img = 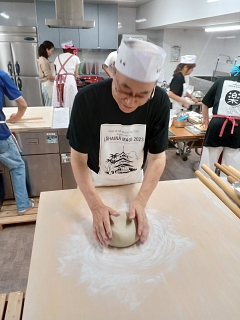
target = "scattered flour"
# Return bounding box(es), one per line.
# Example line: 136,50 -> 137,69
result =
58,205 -> 194,309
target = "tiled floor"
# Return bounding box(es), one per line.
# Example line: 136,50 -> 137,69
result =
0,148 -> 200,294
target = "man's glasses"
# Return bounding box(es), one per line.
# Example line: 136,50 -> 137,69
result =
114,77 -> 156,102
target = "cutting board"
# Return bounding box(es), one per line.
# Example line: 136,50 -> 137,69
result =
194,123 -> 207,132
3,106 -> 53,131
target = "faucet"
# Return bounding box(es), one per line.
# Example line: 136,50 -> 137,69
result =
234,56 -> 240,65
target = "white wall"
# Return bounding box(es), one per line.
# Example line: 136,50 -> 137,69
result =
136,0 -> 240,29
162,28 -> 240,83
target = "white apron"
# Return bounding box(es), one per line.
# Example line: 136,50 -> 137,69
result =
171,83 -> 188,113
43,80 -> 53,99
91,124 -> 146,187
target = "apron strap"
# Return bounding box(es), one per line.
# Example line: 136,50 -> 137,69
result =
55,54 -> 75,106
213,114 -> 240,137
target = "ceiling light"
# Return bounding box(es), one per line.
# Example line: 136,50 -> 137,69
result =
0,12 -> 9,19
216,36 -> 236,39
207,0 -> 219,3
136,19 -> 147,23
205,25 -> 240,32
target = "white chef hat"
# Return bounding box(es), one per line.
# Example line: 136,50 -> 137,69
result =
180,55 -> 197,64
115,38 -> 166,83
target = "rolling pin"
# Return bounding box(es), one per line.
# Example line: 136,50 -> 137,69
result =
227,166 -> 240,180
214,163 -> 239,181
201,164 -> 240,207
195,170 -> 240,218
227,176 -> 238,184
6,117 -> 43,123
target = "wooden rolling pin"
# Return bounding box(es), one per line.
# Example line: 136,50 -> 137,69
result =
6,117 -> 43,123
227,166 -> 240,180
214,163 -> 239,181
195,170 -> 240,218
227,176 -> 238,184
201,164 -> 240,207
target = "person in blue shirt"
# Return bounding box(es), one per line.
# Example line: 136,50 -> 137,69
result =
0,70 -> 34,213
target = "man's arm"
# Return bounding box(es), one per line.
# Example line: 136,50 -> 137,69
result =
8,96 -> 27,121
70,148 -> 119,245
129,151 -> 166,242
103,64 -> 112,78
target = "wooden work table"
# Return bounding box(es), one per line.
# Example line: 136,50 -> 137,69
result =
3,106 -> 54,132
168,124 -> 205,160
22,179 -> 240,319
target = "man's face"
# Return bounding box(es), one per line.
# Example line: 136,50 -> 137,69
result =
112,71 -> 156,113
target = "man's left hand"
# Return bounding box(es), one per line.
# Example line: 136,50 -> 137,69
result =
129,200 -> 149,242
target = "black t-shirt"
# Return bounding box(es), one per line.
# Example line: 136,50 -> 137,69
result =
67,79 -> 171,174
202,76 -> 240,148
169,72 -> 185,97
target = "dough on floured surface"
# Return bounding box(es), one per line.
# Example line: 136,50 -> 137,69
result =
109,212 -> 139,248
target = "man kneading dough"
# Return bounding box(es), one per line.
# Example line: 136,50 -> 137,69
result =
109,212 -> 139,248
67,39 -> 170,246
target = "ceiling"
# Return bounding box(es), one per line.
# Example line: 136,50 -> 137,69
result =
1,0 -> 239,28
0,0 -> 152,8
163,12 -> 240,30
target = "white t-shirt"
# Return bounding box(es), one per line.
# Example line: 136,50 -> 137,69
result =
104,51 -> 117,67
54,53 -> 80,74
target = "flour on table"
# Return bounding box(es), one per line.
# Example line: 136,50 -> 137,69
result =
58,205 -> 194,310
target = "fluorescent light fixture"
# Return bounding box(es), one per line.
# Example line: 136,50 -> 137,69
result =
216,36 -> 236,39
136,19 -> 147,23
205,25 -> 240,32
0,12 -> 9,19
207,0 -> 219,3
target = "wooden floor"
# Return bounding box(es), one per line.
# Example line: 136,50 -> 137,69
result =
0,149 -> 200,294
0,198 -> 39,230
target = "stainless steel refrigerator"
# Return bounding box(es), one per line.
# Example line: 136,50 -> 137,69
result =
0,26 -> 43,107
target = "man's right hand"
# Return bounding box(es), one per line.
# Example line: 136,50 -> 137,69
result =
91,203 -> 119,246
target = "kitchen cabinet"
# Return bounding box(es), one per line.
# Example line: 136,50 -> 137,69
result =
79,4 -> 99,49
36,1 -> 60,47
98,4 -> 118,49
59,29 -> 80,49
36,1 -> 118,49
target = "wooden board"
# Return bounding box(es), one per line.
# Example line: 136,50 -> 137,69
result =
22,180 -> 240,319
194,123 -> 207,132
3,107 -> 53,132
0,198 -> 39,230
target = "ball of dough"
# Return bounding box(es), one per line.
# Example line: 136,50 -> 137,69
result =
109,212 -> 139,248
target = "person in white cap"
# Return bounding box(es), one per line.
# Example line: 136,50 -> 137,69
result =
168,55 -> 198,113
103,50 -> 118,78
198,64 -> 240,176
67,38 -> 170,246
52,44 -> 80,112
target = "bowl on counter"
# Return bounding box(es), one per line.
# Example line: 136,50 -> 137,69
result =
192,90 -> 205,102
79,75 -> 104,84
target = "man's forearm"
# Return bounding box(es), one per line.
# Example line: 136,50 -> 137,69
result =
135,152 -> 166,205
71,158 -> 103,210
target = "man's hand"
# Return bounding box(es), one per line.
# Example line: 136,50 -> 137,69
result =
91,203 -> 119,246
129,200 -> 149,243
